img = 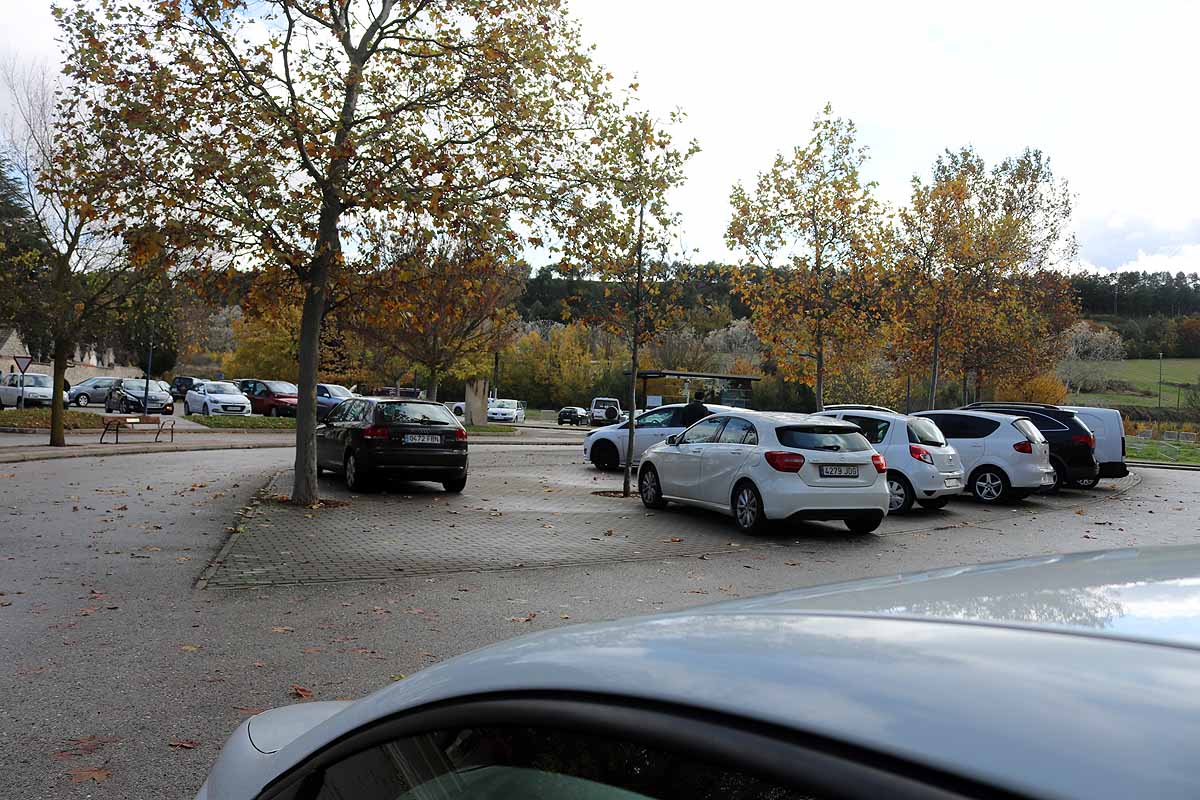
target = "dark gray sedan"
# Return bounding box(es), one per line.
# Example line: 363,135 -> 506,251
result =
197,545 -> 1200,799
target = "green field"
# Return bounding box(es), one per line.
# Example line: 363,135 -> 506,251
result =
1072,358 -> 1200,408
1126,437 -> 1200,465
187,415 -> 296,429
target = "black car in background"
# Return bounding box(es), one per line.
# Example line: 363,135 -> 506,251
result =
557,406 -> 588,425
169,375 -> 204,401
316,398 -> 468,493
105,378 -> 174,415
961,402 -> 1099,490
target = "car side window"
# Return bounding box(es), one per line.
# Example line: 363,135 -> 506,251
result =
636,407 -> 675,428
324,402 -> 345,423
301,724 -> 822,800
843,415 -> 890,445
718,417 -> 756,444
317,386 -> 328,397
1027,412 -> 1068,432
347,400 -> 369,423
922,413 -> 961,438
680,416 -> 725,445
963,416 -> 1000,438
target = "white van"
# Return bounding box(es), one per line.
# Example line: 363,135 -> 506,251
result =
1062,406 -> 1128,486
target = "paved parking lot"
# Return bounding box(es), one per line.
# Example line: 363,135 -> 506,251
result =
205,447 -> 1142,588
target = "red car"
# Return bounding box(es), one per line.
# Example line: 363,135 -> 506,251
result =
238,379 -> 299,417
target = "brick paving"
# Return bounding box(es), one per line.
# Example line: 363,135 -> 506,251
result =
201,446 -> 1141,588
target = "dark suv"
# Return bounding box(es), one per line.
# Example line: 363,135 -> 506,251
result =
170,376 -> 204,401
961,402 -> 1099,490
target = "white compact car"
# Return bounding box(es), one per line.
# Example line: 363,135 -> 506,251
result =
816,409 -> 964,513
184,381 -> 252,416
584,402 -> 735,469
638,410 -> 891,534
486,398 -> 526,423
912,410 -> 1056,503
0,372 -> 68,409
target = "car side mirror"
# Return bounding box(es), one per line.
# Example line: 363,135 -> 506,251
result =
665,435 -> 679,446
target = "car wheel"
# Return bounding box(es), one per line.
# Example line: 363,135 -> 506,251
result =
1072,476 -> 1100,490
917,497 -> 950,510
344,450 -> 374,493
442,477 -> 467,493
731,481 -> 765,534
886,471 -> 915,514
183,401 -> 191,415
846,512 -> 884,534
1049,458 -> 1068,493
268,406 -> 277,417
203,404 -> 210,416
75,393 -> 89,407
638,464 -> 668,509
970,467 -> 1009,504
591,440 -> 619,471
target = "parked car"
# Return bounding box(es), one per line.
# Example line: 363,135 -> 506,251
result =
196,544 -> 1200,800
68,376 -> 118,406
104,378 -> 174,415
822,403 -> 898,413
583,401 -> 735,470
184,381 -> 251,416
240,379 -> 299,417
169,375 -> 205,401
638,410 -> 889,534
962,402 -> 1100,490
589,396 -> 622,426
913,409 -> 1055,503
316,383 -> 354,421
557,406 -> 588,425
316,397 -> 468,493
486,398 -> 526,423
1062,405 -> 1128,486
817,408 -> 964,513
0,372 -> 67,409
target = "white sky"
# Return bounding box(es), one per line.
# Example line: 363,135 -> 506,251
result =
4,0 -> 1198,273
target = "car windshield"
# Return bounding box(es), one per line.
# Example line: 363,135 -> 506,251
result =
22,375 -> 51,388
205,382 -> 240,394
494,399 -> 518,409
156,381 -> 171,391
325,385 -> 351,398
122,380 -> 160,393
908,418 -> 947,446
265,381 -> 297,393
377,402 -> 456,426
776,425 -> 871,452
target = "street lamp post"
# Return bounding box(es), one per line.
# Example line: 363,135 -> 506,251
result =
1158,352 -> 1164,408
142,338 -> 153,415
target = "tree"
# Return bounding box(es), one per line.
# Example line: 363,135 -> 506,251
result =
558,105 -> 697,496
1057,321 -> 1126,395
59,0 -> 608,503
727,106 -> 883,410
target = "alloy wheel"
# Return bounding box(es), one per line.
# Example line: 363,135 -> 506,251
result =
735,486 -> 759,529
975,472 -> 1004,501
887,478 -> 908,512
639,468 -> 660,506
345,453 -> 358,488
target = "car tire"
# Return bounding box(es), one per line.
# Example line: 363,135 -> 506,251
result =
917,497 -> 950,510
203,404 -> 211,416
731,480 -> 765,534
846,512 -> 884,534
591,440 -> 619,471
969,466 -> 1009,504
268,406 -> 277,417
638,464 -> 668,509
184,401 -> 191,416
1072,476 -> 1100,490
344,450 -> 374,493
886,471 -> 915,514
443,477 -> 467,493
75,393 -> 89,407
1049,458 -> 1068,493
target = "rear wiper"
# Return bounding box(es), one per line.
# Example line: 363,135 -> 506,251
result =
814,445 -> 842,451
417,418 -> 450,425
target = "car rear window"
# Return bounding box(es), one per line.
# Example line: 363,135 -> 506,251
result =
775,425 -> 871,452
377,402 -> 457,425
907,418 -> 946,446
1012,418 -> 1047,443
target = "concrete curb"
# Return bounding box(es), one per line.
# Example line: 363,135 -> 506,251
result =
0,440 -> 295,464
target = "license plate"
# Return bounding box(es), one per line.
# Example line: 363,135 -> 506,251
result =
403,434 -> 441,445
819,465 -> 858,478
944,478 -> 961,488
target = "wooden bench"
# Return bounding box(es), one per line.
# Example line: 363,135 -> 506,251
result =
100,414 -> 176,444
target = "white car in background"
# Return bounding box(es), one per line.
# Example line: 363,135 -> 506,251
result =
184,381 -> 252,416
583,402 -> 734,470
637,410 -> 890,534
0,372 -> 68,409
912,409 -> 1056,503
817,409 -> 964,513
486,398 -> 526,423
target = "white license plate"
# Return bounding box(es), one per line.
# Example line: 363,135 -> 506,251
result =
819,465 -> 858,478
403,434 -> 441,445
944,478 -> 961,488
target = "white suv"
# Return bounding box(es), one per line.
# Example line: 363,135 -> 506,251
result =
817,409 -> 964,513
912,410 -> 1055,503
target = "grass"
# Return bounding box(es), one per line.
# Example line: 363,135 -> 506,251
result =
465,424 -> 517,434
0,408 -> 102,429
1126,437 -> 1200,465
186,415 -> 296,429
1073,358 -> 1200,408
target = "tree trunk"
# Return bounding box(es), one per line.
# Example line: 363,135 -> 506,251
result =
928,323 -> 942,408
961,368 -> 969,406
623,162 -> 647,498
291,277 -> 326,505
49,337 -> 69,447
813,327 -> 825,411
427,368 -> 440,402
464,377 -> 488,426
624,338 -> 638,496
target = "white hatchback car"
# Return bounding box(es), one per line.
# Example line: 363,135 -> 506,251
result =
816,409 -> 964,513
583,402 -> 734,469
912,410 -> 1056,503
486,398 -> 526,423
184,381 -> 252,416
637,410 -> 890,534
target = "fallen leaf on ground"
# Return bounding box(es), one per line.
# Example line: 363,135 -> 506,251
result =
179,645 -> 200,652
302,647 -> 323,654
69,766 -> 111,784
290,684 -> 313,700
253,661 -> 266,668
141,546 -> 161,552
509,612 -> 537,623
662,536 -> 684,543
168,738 -> 199,750
53,736 -> 119,759
271,626 -> 294,633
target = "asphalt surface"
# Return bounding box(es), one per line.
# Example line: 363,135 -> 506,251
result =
1,446 -> 1197,799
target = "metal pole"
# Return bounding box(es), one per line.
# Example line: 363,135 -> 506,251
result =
143,338 -> 153,415
1158,352 -> 1164,407
491,352 -> 499,399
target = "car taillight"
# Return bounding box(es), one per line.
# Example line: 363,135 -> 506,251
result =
455,427 -> 468,441
1013,440 -> 1033,454
764,451 -> 805,472
871,453 -> 887,473
362,425 -> 388,440
909,445 -> 934,465
1071,433 -> 1095,449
